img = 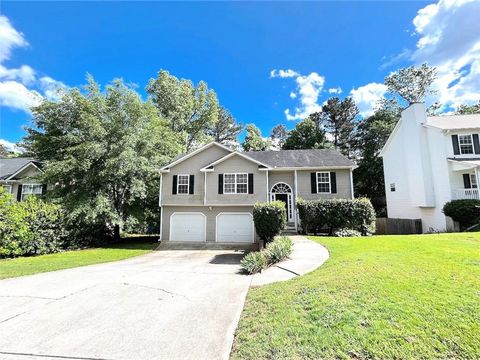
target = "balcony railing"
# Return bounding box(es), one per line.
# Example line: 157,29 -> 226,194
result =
453,188 -> 479,200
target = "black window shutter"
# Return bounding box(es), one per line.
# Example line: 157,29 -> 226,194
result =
189,175 -> 194,194
218,174 -> 223,194
248,173 -> 254,194
463,174 -> 472,189
473,134 -> 480,154
310,172 -> 317,194
452,135 -> 460,155
41,184 -> 47,195
330,172 -> 337,194
17,184 -> 23,201
172,175 -> 177,195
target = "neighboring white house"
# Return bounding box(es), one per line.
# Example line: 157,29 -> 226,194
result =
380,103 -> 480,233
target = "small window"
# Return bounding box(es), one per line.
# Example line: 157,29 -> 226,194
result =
177,175 -> 189,194
316,172 -> 331,193
390,183 -> 396,192
1,184 -> 12,194
224,173 -> 248,194
21,184 -> 43,201
459,135 -> 474,155
471,174 -> 478,189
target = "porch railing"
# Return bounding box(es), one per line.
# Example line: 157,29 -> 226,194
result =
453,188 -> 480,200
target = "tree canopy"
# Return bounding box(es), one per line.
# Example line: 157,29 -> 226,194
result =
282,118 -> 331,150
242,124 -> 271,151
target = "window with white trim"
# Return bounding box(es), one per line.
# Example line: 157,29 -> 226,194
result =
1,184 -> 12,194
224,173 -> 248,194
316,172 -> 331,193
177,175 -> 189,194
459,135 -> 474,155
21,184 -> 43,201
471,174 -> 478,189
390,183 -> 396,192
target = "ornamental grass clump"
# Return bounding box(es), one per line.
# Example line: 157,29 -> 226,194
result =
240,251 -> 267,274
264,236 -> 293,264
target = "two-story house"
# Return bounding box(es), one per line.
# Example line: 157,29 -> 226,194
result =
0,158 -> 46,201
159,142 -> 355,244
380,103 -> 480,232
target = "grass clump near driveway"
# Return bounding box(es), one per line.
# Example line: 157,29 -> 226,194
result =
0,239 -> 157,280
232,233 -> 480,359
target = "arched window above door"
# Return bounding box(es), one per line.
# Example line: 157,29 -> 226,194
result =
271,182 -> 292,194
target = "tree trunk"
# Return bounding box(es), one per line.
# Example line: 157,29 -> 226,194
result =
114,224 -> 121,241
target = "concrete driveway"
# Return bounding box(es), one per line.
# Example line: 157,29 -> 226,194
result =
0,248 -> 252,360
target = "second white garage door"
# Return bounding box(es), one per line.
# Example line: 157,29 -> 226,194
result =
170,213 -> 206,242
216,213 -> 254,243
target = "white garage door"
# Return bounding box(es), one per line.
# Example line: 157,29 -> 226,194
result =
170,213 -> 206,242
217,213 -> 254,243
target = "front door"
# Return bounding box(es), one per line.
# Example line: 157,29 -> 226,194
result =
275,193 -> 289,221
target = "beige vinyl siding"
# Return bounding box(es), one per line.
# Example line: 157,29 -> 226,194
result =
268,171 -> 295,192
161,145 -> 230,205
296,169 -> 353,200
206,154 -> 267,205
161,205 -> 256,242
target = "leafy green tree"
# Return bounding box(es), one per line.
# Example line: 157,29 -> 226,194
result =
353,104 -> 399,211
0,144 -> 11,157
456,100 -> 480,115
25,77 -> 182,240
282,118 -> 331,150
207,106 -> 242,145
385,63 -> 437,104
321,97 -> 359,157
270,124 -> 288,149
147,70 -> 219,151
242,124 -> 271,151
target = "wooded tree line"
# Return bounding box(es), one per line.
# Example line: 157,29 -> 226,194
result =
7,64 -> 479,239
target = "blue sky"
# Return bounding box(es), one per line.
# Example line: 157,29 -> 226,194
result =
1,1 -> 480,150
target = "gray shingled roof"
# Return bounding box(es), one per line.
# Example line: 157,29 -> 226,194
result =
0,158 -> 40,180
242,149 -> 355,168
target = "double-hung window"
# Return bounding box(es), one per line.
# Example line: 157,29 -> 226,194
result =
21,184 -> 43,201
224,173 -> 248,194
1,184 -> 12,194
316,172 -> 331,193
471,174 -> 478,189
177,175 -> 189,194
459,135 -> 474,155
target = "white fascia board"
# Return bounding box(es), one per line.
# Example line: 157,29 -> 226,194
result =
200,151 -> 271,171
5,162 -> 42,181
160,142 -> 233,171
268,165 -> 356,171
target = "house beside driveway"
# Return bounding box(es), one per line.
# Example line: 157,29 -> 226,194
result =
0,157 -> 46,201
380,103 -> 480,232
159,142 -> 355,244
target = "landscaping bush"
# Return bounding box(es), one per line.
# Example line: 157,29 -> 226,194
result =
333,229 -> 362,237
0,188 -> 70,258
443,199 -> 480,229
240,251 -> 267,274
253,201 -> 287,244
297,197 -> 376,236
265,236 -> 293,264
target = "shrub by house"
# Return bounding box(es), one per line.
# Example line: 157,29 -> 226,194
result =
297,197 -> 376,235
253,201 -> 287,244
443,199 -> 480,230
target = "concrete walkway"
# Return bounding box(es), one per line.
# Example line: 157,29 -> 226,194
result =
0,249 -> 251,360
251,235 -> 329,286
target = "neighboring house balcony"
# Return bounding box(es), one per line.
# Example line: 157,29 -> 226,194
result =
453,188 -> 479,200
449,158 -> 480,201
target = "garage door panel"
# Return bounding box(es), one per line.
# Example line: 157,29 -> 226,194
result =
170,213 -> 206,242
217,213 -> 254,243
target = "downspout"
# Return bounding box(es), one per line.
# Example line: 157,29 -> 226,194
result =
266,170 -> 269,201
204,172 -> 207,205
294,169 -> 298,232
350,168 -> 355,199
159,173 -> 163,242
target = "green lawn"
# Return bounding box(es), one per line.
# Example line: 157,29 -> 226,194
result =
232,233 -> 480,359
0,240 -> 157,280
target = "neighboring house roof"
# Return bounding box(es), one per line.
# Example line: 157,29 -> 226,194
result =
425,113 -> 480,130
0,158 -> 42,180
243,149 -> 355,169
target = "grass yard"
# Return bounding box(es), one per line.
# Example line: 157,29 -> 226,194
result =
231,233 -> 480,359
0,239 -> 157,280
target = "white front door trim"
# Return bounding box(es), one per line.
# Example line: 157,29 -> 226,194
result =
270,182 -> 293,222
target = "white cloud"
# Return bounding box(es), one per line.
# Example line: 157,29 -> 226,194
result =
410,0 -> 480,110
270,69 -> 300,78
289,91 -> 297,99
0,15 -> 65,113
0,16 -> 28,63
0,138 -> 24,153
328,87 -> 342,94
350,82 -> 387,117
